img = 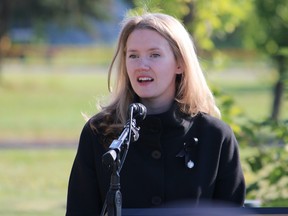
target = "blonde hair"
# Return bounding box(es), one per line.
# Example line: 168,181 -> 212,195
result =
91,13 -> 220,145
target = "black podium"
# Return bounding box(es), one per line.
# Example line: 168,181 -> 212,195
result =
122,207 -> 288,215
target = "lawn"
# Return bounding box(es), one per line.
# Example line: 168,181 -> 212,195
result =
206,58 -> 287,120
0,69 -> 108,142
0,149 -> 75,216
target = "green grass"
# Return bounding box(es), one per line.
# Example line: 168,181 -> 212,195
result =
207,62 -> 288,120
0,149 -> 75,216
0,71 -> 108,141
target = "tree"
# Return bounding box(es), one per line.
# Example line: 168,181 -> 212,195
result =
0,0 -> 11,80
243,0 -> 288,121
8,0 -> 112,29
0,0 -> 113,81
131,0 -> 252,52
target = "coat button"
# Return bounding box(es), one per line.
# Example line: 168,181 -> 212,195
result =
151,196 -> 162,206
151,150 -> 161,159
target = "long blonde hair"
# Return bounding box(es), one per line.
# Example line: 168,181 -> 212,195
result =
91,12 -> 220,146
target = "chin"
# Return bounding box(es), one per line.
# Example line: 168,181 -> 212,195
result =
135,93 -> 153,99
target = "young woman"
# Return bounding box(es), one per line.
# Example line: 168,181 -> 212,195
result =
66,12 -> 246,215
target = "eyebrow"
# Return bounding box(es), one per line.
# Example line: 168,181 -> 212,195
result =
126,47 -> 162,52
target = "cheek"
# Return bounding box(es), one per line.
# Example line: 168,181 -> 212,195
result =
126,68 -> 133,81
126,70 -> 136,88
125,61 -> 132,77
126,61 -> 133,76
158,64 -> 178,79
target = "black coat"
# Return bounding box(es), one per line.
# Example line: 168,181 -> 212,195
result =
66,106 -> 246,215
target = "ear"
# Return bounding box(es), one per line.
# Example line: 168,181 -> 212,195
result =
176,65 -> 183,75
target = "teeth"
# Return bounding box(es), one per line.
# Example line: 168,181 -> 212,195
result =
138,77 -> 153,82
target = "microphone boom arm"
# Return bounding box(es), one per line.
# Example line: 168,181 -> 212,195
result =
102,119 -> 140,168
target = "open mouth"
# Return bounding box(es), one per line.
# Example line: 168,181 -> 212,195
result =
137,77 -> 154,83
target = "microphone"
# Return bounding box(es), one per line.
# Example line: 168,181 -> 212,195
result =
129,103 -> 147,121
102,103 -> 146,167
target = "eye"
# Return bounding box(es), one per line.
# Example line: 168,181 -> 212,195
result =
128,54 -> 138,59
150,53 -> 160,58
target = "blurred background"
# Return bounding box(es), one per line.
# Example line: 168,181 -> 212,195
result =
0,0 -> 287,215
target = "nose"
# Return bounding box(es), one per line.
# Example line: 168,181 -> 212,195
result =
137,57 -> 150,71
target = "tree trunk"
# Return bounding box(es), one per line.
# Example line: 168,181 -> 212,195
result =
271,80 -> 284,121
0,0 -> 11,84
271,56 -> 287,121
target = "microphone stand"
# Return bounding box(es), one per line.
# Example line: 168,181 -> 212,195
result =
106,157 -> 122,216
101,112 -> 140,216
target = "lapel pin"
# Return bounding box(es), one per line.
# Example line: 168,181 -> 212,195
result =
176,138 -> 198,169
187,160 -> 194,169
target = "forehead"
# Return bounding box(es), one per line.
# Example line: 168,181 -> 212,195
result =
126,29 -> 170,50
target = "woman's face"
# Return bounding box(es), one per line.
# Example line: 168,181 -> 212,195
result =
125,29 -> 182,109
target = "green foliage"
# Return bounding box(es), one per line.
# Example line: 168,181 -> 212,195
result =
241,0 -> 288,121
131,0 -> 189,18
210,65 -> 288,206
212,86 -> 244,134
217,86 -> 288,206
131,0 -> 252,51
243,0 -> 288,57
187,0 -> 251,51
11,0 -> 112,21
245,144 -> 288,204
6,0 -> 113,42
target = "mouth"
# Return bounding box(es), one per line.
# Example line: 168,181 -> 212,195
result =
137,76 -> 154,83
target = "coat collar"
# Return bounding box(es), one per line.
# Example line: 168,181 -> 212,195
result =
137,101 -> 194,134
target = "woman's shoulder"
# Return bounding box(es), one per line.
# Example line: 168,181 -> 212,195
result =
78,118 -> 96,141
81,112 -> 122,149
78,115 -> 109,149
195,112 -> 233,135
194,113 -> 239,149
78,112 -> 104,140
82,113 -> 103,132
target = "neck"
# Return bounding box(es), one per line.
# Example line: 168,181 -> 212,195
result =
140,98 -> 174,115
